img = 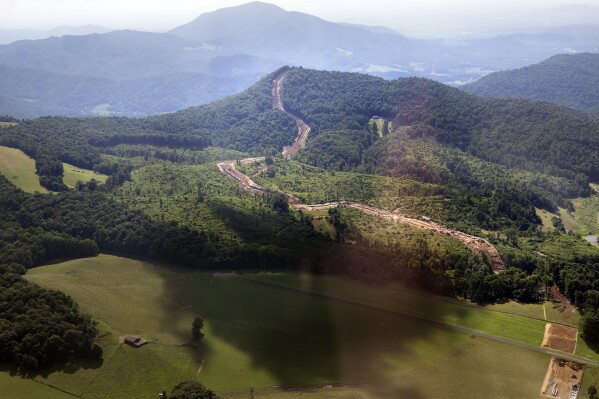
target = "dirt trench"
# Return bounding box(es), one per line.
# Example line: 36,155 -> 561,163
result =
217,69 -> 506,273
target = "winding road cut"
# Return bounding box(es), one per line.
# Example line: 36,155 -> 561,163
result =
273,70 -> 311,158
218,70 -> 506,273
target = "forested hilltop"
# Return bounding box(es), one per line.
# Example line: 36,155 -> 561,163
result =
463,53 -> 599,114
4,67 -> 599,191
1,67 -> 599,372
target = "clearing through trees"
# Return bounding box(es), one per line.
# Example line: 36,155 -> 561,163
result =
218,69 -> 506,273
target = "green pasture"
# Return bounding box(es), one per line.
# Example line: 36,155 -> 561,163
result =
370,118 -> 392,138
570,195 -> 599,235
62,162 -> 107,188
249,273 -> 546,346
0,145 -> 48,193
185,272 -> 551,397
536,207 -> 557,232
581,366 -> 599,399
559,192 -> 599,236
250,272 -> 599,363
0,372 -> 72,399
10,255 -> 598,398
220,335 -> 550,399
24,255 -> 200,398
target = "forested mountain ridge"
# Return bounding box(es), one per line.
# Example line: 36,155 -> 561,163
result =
1,2 -> 598,118
0,62 -> 264,118
280,68 -> 599,181
2,67 -> 598,195
463,53 -> 599,113
2,65 -> 599,374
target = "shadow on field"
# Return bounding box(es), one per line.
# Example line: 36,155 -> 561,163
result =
163,198 -> 488,395
0,355 -> 103,379
186,265 -> 462,393
197,272 -> 341,384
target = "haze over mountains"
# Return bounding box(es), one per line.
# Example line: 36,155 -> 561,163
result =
0,25 -> 112,45
1,1 -> 598,118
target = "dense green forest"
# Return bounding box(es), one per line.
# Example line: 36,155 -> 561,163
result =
0,263 -> 102,371
463,53 -> 599,112
2,67 -> 598,190
282,68 -> 599,181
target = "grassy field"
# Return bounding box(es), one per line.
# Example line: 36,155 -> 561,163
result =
249,273 -> 548,346
484,299 -> 565,324
248,272 -> 599,363
570,195 -> 599,235
23,255 -> 200,398
219,337 -> 549,399
559,192 -> 599,236
0,121 -> 17,128
536,207 -> 557,232
62,162 -> 108,188
580,366 -> 599,399
370,118 -> 392,138
0,372 -> 72,399
3,254 -> 564,398
0,145 -> 48,193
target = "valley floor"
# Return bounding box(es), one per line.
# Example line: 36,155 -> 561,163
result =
0,254 -> 594,398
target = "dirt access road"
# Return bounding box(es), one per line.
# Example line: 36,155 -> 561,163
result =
273,70 -> 311,158
218,69 -> 506,273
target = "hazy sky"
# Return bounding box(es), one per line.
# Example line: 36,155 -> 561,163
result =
2,0 -> 599,37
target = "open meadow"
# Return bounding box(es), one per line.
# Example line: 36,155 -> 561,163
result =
23,255 -> 200,399
0,145 -> 48,193
0,254 -> 590,397
62,162 -> 108,188
558,191 -> 599,236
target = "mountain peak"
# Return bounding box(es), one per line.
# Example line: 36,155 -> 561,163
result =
170,1 -> 288,32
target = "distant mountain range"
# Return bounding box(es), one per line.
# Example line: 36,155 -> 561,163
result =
0,25 -> 112,45
1,1 -> 598,118
463,53 -> 599,114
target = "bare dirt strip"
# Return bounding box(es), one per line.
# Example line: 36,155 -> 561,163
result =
540,357 -> 584,399
217,69 -> 506,273
542,323 -> 578,354
273,70 -> 312,158
551,285 -> 576,324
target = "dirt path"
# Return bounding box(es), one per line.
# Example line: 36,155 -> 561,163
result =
296,202 -> 505,272
550,286 -> 576,324
218,70 -> 506,273
273,70 -> 312,158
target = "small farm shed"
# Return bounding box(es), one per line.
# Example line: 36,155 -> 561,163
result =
124,335 -> 147,348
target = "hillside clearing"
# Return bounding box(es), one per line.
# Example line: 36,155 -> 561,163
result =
24,255 -> 200,398
0,145 -> 47,193
62,162 -> 108,188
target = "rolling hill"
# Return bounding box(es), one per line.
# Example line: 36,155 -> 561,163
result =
3,67 -> 598,207
1,66 -> 599,391
0,63 -> 265,118
0,25 -> 112,45
1,2 -> 598,118
463,53 -> 599,113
